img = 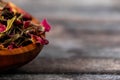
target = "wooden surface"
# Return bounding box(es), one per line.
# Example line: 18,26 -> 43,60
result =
1,74 -> 120,80
1,0 -> 120,80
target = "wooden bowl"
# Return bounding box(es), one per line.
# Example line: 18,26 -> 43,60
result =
0,44 -> 43,72
0,2 -> 44,71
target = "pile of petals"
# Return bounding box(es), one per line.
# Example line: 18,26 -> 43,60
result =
0,1 -> 51,50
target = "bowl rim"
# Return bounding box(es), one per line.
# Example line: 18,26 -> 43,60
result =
0,44 -> 43,56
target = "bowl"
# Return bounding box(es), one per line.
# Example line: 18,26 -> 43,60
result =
0,2 -> 44,71
0,43 -> 43,72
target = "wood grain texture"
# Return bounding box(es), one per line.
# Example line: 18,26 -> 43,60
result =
15,58 -> 120,74
0,74 -> 120,80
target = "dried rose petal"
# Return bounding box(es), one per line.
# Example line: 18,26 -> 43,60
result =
36,36 -> 49,45
23,14 -> 32,20
0,24 -> 6,32
7,42 -> 15,50
23,21 -> 31,29
7,42 -> 18,50
7,44 -> 13,50
31,35 -> 49,45
40,38 -> 49,45
41,18 -> 51,32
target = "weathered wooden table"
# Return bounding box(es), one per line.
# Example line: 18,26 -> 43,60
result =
1,0 -> 120,80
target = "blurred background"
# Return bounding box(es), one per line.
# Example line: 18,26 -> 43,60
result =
6,0 -> 120,73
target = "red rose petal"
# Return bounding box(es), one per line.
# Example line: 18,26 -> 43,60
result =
41,18 -> 51,32
23,14 -> 32,20
23,21 -> 31,29
0,24 -> 6,32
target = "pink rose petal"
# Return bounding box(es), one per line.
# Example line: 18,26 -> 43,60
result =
40,38 -> 49,45
31,35 -> 49,45
7,44 -> 13,50
0,24 -> 6,32
7,42 -> 15,50
41,18 -> 51,32
7,42 -> 18,50
36,36 -> 49,45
